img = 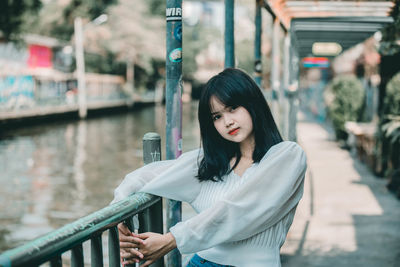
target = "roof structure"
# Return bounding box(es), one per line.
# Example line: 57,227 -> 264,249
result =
265,0 -> 395,58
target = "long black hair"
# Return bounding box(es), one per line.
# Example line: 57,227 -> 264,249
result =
197,68 -> 283,182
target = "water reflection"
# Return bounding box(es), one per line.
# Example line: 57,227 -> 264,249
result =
0,102 -> 200,251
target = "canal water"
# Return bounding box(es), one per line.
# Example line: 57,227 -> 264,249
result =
0,102 -> 201,252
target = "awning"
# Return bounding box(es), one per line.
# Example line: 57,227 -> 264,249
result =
266,0 -> 395,57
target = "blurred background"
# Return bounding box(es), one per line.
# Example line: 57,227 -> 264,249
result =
0,0 -> 400,266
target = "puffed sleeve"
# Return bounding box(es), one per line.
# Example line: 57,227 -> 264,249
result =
111,148 -> 202,205
169,141 -> 307,254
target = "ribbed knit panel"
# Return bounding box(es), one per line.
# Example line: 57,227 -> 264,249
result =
190,165 -> 296,249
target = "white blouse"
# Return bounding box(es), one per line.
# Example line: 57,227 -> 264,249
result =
112,141 -> 307,267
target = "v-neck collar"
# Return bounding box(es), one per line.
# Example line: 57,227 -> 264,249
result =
232,162 -> 256,178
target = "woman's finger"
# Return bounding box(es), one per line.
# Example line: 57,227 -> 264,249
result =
120,250 -> 141,260
120,250 -> 133,259
119,241 -> 141,249
132,232 -> 150,239
121,257 -> 139,265
117,223 -> 131,236
119,235 -> 145,244
130,248 -> 144,259
121,248 -> 143,259
139,260 -> 154,267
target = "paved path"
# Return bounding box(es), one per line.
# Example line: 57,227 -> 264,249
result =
281,113 -> 400,267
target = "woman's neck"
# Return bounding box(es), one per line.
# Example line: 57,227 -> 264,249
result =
239,136 -> 255,159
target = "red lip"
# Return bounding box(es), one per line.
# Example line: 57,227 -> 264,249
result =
228,128 -> 240,135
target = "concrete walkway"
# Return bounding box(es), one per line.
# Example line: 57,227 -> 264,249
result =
281,113 -> 400,267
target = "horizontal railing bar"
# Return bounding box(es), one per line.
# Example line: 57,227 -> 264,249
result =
0,193 -> 161,267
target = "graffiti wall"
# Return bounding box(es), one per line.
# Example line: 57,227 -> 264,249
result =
0,76 -> 35,109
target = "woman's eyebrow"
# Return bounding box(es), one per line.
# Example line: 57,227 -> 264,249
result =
211,107 -> 226,115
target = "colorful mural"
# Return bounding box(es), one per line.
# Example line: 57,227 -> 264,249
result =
0,76 -> 35,109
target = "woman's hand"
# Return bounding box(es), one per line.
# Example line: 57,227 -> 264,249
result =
118,223 -> 145,264
135,232 -> 177,267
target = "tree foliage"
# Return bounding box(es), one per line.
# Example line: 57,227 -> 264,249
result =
49,0 -> 117,41
147,0 -> 165,17
379,0 -> 400,56
0,0 -> 42,41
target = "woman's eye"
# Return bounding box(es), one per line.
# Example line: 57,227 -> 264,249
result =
212,115 -> 221,121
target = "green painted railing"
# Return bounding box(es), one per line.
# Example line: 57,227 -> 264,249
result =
0,133 -> 164,267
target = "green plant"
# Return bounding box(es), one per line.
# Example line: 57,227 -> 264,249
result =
382,115 -> 400,199
383,72 -> 400,116
382,115 -> 400,144
378,72 -> 400,197
381,72 -> 400,171
324,75 -> 365,140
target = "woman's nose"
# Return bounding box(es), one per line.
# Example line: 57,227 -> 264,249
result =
224,116 -> 234,127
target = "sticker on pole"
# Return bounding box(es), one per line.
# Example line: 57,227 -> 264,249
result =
174,24 -> 182,42
254,60 -> 262,73
169,48 -> 182,63
166,7 -> 182,21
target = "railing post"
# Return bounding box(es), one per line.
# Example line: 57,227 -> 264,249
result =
71,244 -> 84,267
108,226 -> 120,267
142,132 -> 164,267
124,216 -> 139,267
91,234 -> 103,267
50,255 -> 62,267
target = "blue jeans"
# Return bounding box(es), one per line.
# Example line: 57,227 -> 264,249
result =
186,254 -> 234,267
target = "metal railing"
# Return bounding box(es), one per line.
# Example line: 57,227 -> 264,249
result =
0,133 -> 164,267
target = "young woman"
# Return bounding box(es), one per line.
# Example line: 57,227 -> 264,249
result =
112,68 -> 307,267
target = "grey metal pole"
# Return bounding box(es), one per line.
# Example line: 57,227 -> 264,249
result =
254,0 -> 262,86
288,90 -> 298,142
74,17 -> 87,119
289,47 -> 300,142
270,17 -> 281,126
166,1 -> 183,266
282,33 -> 290,140
225,0 -> 235,68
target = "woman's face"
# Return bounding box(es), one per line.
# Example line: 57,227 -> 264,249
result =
210,96 -> 254,144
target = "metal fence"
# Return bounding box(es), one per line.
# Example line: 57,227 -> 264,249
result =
0,133 -> 164,267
